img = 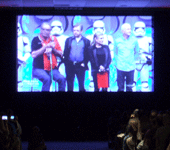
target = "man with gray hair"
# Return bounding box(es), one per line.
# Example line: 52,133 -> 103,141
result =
31,22 -> 66,91
114,23 -> 139,92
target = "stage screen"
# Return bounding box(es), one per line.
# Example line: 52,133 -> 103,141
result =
17,15 -> 154,92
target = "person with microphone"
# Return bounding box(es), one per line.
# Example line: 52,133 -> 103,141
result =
31,22 -> 66,92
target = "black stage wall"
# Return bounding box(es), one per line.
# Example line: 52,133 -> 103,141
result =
0,7 -> 170,141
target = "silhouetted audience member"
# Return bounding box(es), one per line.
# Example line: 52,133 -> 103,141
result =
137,117 -> 159,150
155,112 -> 170,150
28,126 -> 47,150
107,109 -> 121,149
122,109 -> 143,150
14,116 -> 22,150
0,111 -> 10,150
116,111 -> 130,150
7,109 -> 21,150
126,117 -> 142,150
167,141 -> 170,150
135,109 -> 150,141
120,110 -> 130,133
156,111 -> 164,127
150,110 -> 158,121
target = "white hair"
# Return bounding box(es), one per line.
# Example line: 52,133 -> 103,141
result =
41,22 -> 51,29
121,23 -> 131,32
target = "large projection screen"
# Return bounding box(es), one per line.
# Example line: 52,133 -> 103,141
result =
17,15 -> 154,92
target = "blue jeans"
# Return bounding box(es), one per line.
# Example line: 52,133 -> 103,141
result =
117,69 -> 134,92
33,68 -> 66,91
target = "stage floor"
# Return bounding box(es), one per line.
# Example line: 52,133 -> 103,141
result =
22,141 -> 111,150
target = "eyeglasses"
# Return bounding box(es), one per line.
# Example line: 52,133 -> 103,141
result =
41,28 -> 51,32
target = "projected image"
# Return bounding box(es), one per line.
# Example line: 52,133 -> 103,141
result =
17,15 -> 154,92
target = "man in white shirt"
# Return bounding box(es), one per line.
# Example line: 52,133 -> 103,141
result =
114,23 -> 139,92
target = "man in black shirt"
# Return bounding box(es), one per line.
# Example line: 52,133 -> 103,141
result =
31,22 -> 66,91
63,23 -> 90,91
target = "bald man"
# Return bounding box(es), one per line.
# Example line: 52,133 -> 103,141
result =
31,22 -> 66,91
114,23 -> 139,92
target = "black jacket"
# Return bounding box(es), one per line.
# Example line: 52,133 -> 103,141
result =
63,36 -> 90,70
88,45 -> 111,72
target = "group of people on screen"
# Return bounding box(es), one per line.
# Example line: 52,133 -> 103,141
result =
18,19 -> 153,92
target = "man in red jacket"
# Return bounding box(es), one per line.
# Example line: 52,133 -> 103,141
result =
31,22 -> 66,91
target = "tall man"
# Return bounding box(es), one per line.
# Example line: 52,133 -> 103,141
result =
114,23 -> 139,92
63,23 -> 90,91
31,22 -> 66,91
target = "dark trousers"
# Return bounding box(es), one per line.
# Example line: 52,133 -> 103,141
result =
33,68 -> 66,91
92,72 -> 99,92
65,63 -> 86,91
117,69 -> 134,92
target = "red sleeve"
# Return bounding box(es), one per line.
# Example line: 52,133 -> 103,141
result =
54,36 -> 62,52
